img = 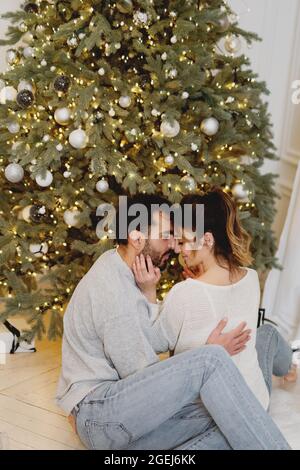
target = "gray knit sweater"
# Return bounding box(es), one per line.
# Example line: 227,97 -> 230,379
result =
55,248 -> 169,414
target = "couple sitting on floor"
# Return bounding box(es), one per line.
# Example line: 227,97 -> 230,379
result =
56,189 -> 297,450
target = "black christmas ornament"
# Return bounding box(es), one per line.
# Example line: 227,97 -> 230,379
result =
30,204 -> 47,223
54,75 -> 70,93
16,89 -> 34,108
24,2 -> 39,13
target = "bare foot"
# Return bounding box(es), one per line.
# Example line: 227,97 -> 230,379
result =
283,365 -> 298,383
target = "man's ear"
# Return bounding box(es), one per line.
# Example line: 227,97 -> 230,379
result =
128,230 -> 146,251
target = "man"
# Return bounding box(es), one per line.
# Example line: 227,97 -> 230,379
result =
56,194 -> 290,450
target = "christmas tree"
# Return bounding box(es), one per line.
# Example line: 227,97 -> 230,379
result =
0,0 -> 278,340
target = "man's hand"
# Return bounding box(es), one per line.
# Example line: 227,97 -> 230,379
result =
132,254 -> 161,304
206,318 -> 251,356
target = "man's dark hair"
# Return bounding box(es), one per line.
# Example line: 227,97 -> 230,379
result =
115,193 -> 171,245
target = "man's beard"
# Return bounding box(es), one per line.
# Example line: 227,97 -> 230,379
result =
142,241 -> 172,270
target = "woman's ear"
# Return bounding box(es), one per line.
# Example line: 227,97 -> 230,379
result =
128,230 -> 146,252
204,232 -> 214,249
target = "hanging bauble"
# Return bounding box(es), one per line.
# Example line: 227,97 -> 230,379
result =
16,89 -> 34,108
29,242 -> 48,258
98,67 -> 105,76
63,209 -> 80,227
160,119 -> 180,138
224,35 -> 242,54
167,68 -> 177,79
18,80 -> 34,93
164,155 -> 174,165
181,175 -> 197,192
182,91 -> 189,99
30,204 -> 47,223
119,95 -> 131,108
6,49 -> 20,66
218,15 -> 230,32
96,179 -> 109,193
170,35 -> 177,44
24,2 -> 39,13
54,107 -> 71,125
0,86 -> 17,104
63,171 -> 71,178
116,0 -> 133,13
35,170 -> 53,187
35,24 -> 45,36
54,75 -> 70,93
133,11 -> 148,25
23,46 -> 35,58
67,35 -> 78,48
4,163 -> 24,183
8,122 -> 20,134
18,22 -> 28,33
69,129 -> 88,149
22,31 -> 34,44
232,183 -> 249,200
200,117 -> 219,136
21,205 -> 33,222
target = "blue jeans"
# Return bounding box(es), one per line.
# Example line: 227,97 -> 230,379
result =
74,325 -> 292,450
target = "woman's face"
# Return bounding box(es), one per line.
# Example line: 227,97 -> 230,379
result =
179,229 -> 206,269
179,229 -> 215,269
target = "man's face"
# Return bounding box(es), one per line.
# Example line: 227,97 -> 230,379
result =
141,211 -> 175,270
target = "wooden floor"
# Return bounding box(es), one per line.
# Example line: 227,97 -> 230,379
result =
0,338 -> 299,450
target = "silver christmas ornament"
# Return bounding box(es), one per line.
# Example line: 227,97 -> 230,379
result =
63,209 -> 80,227
200,117 -> 219,136
160,119 -> 180,138
8,122 -> 20,134
119,95 -> 131,108
181,175 -> 197,191
232,183 -> 248,200
5,163 -> 24,183
35,170 -> 53,187
54,107 -> 71,125
69,129 -> 88,149
96,179 -> 109,193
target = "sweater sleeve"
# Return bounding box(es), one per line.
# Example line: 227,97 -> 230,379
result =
101,285 -> 163,379
152,284 -> 187,351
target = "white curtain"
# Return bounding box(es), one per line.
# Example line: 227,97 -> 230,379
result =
262,161 -> 300,340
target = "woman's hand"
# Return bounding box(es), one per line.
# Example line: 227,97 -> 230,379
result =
132,254 -> 161,304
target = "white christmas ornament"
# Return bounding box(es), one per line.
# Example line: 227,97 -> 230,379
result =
56,144 -> 63,151
98,67 -> 105,76
232,183 -> 248,200
63,209 -> 80,227
35,170 -> 53,187
133,11 -> 148,24
96,179 -> 109,193
54,107 -> 71,125
164,155 -> 174,165
23,46 -> 35,58
69,129 -> 88,149
63,171 -> 72,178
182,91 -> 189,99
22,31 -> 34,43
29,242 -> 48,258
109,108 -> 116,117
5,163 -> 24,183
160,119 -> 180,138
168,68 -> 177,79
18,80 -> 34,93
191,143 -> 198,151
200,117 -> 219,136
151,108 -> 160,117
170,35 -> 177,44
119,95 -> 131,108
0,86 -> 17,104
8,122 -> 20,134
43,134 -> 50,142
161,52 -> 167,61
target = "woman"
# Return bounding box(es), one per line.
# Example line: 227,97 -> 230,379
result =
133,188 -> 297,409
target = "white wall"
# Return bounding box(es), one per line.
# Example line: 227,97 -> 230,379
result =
1,0 -> 299,240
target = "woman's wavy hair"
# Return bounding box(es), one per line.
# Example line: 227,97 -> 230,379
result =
180,187 -> 253,271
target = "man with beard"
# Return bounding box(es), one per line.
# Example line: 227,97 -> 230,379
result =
56,194 -> 290,450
